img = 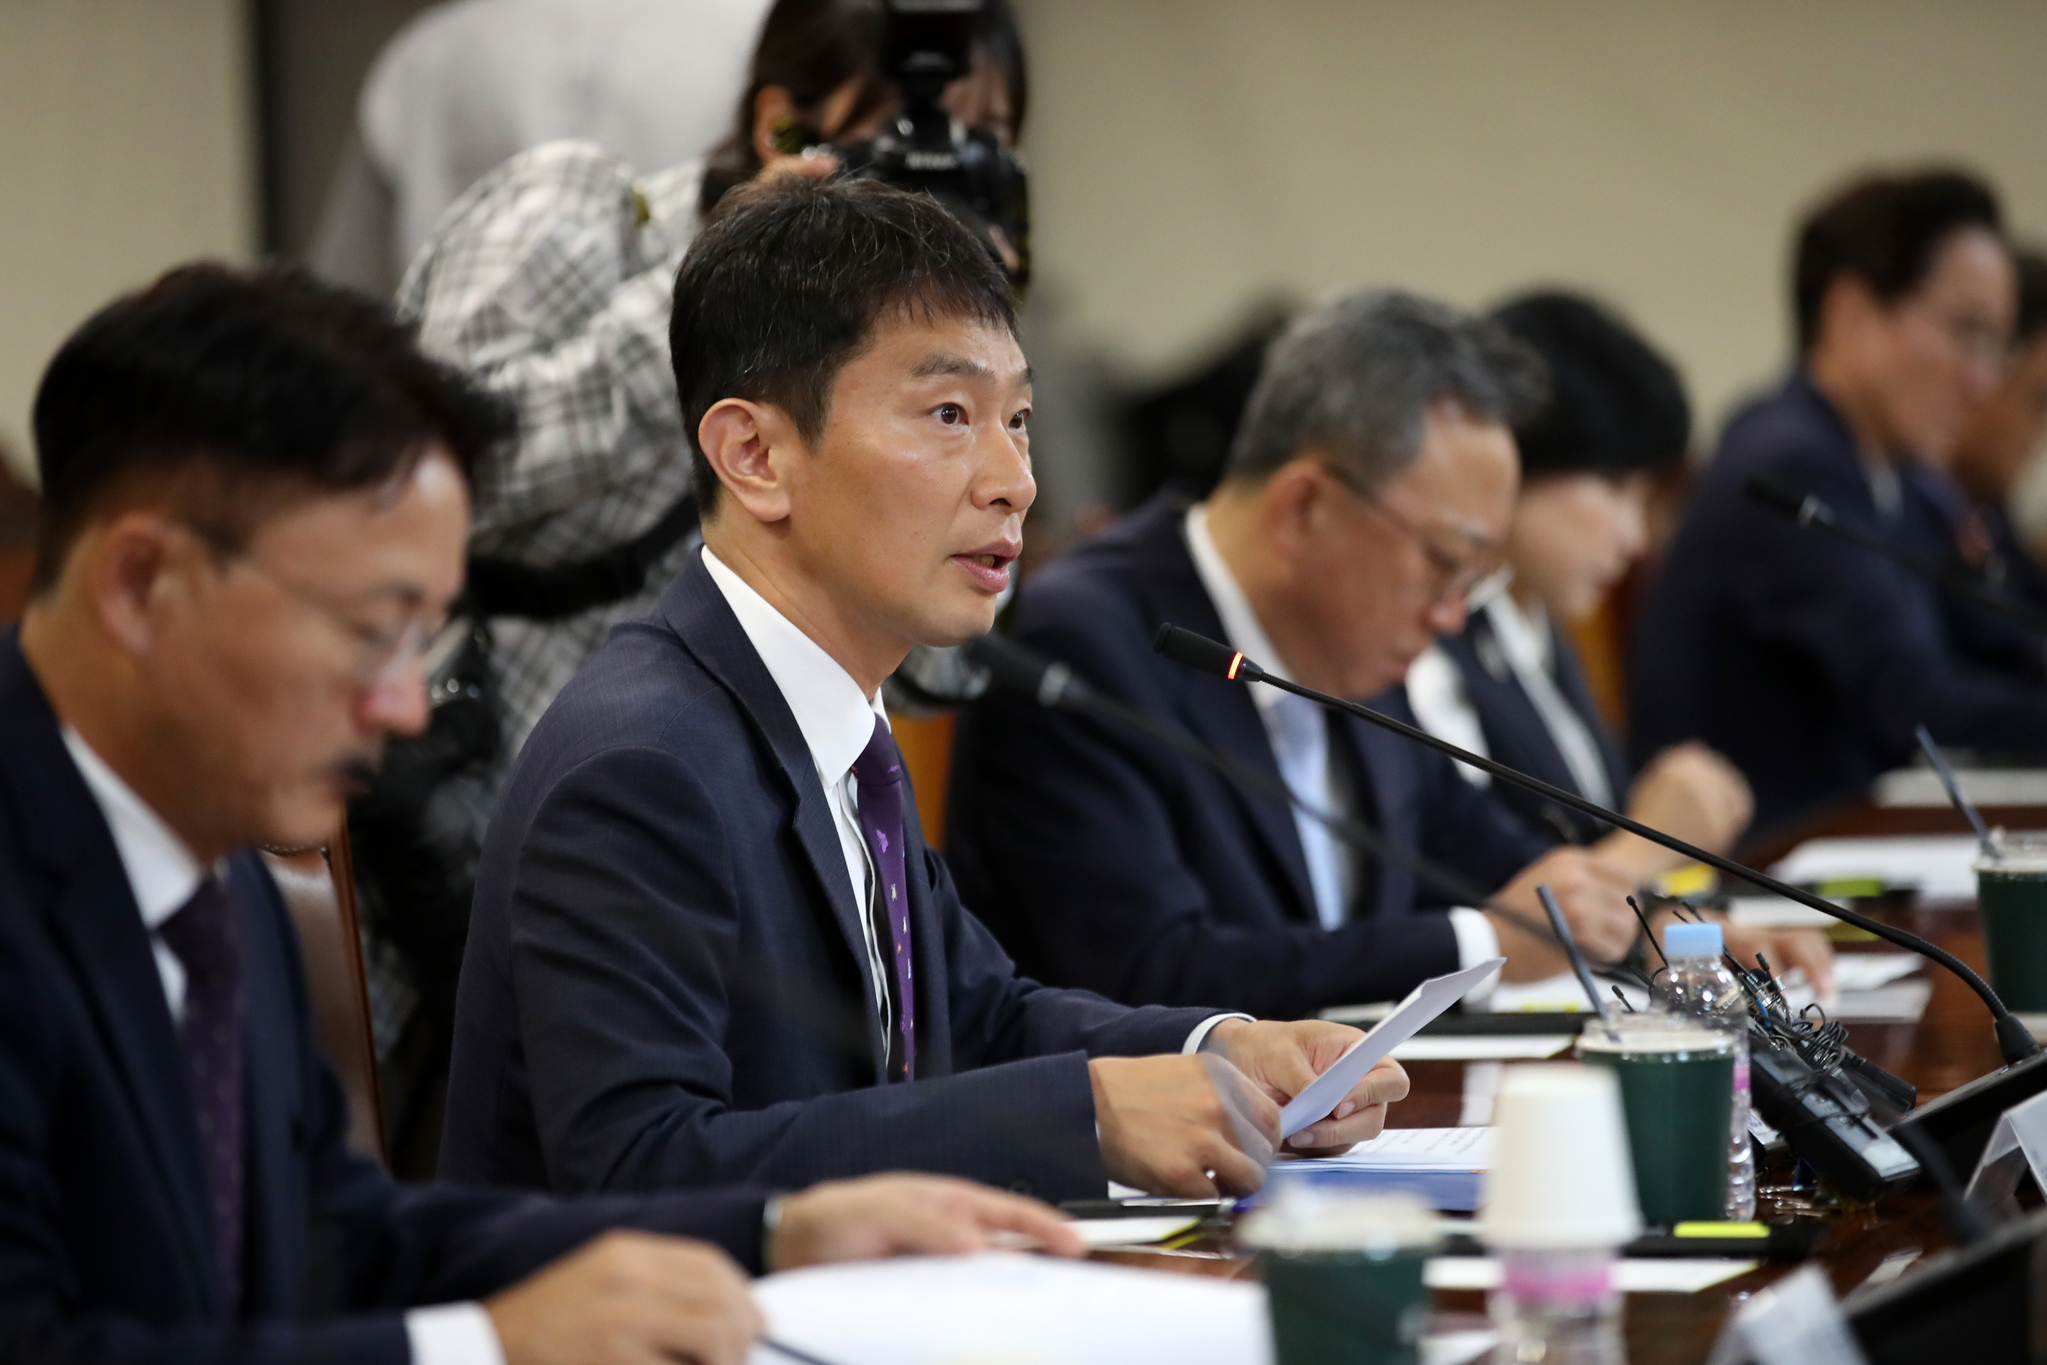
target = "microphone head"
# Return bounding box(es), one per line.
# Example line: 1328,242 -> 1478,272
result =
961,633 -> 1086,708
1152,622 -> 1265,682
1744,474 -> 1825,522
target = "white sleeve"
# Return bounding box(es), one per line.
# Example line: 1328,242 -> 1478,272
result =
406,1303 -> 506,1365
1185,1013 -> 1256,1054
1447,908 -> 1502,1009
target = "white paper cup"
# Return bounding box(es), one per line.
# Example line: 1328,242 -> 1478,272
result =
1479,1063 -> 1642,1250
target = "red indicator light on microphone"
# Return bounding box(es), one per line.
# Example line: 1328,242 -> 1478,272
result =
1226,652 -> 1245,680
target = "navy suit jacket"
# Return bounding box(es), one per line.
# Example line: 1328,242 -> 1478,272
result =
944,494 -> 1554,1020
0,632 -> 765,1365
1629,373 -> 2047,832
1432,609 -> 1631,845
442,549 -> 1213,1202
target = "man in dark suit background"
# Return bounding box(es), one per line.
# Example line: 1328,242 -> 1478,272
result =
1401,292 -> 1831,993
1941,247 -> 2047,618
1630,169 -> 2047,833
946,290 -> 1677,1022
0,263 -> 1087,1365
1407,293 -> 1750,856
443,177 -> 1411,1205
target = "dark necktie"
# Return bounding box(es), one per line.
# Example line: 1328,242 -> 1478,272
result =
852,716 -> 916,1081
158,876 -> 245,1314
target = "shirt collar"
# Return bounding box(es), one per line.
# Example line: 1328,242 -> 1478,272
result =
1482,591 -> 1553,675
700,546 -> 887,788
58,726 -> 207,932
1184,503 -> 1295,715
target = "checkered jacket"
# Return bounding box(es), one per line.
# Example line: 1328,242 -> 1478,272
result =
398,141 -> 704,753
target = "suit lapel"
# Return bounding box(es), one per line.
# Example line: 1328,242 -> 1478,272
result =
1544,623 -> 1631,796
1446,617 -> 1579,793
661,554 -> 888,1081
0,633 -> 221,1310
1132,505 -> 1320,923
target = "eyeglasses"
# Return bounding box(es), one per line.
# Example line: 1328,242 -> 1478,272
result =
1325,467 -> 1513,611
174,521 -> 449,688
1903,298 -> 2011,371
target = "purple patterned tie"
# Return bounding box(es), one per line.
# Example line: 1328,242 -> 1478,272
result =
852,716 -> 916,1081
158,876 -> 245,1314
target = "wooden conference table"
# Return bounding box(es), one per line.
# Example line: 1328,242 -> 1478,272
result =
1095,802 -> 2035,1365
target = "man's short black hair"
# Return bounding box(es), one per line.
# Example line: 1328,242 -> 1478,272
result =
31,263 -> 509,588
1793,168 -> 2005,353
669,175 -> 1017,511
1490,291 -> 1690,480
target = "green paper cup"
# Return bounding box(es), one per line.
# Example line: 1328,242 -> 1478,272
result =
1979,834 -> 2047,1013
1240,1188 -> 1437,1365
1576,1014 -> 1733,1226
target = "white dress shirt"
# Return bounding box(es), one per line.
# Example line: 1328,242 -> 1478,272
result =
702,547 -> 1242,1054
1406,594 -> 1614,810
57,729 -> 503,1365
1183,507 -> 1502,979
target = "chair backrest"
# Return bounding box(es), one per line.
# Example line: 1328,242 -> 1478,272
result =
262,829 -> 387,1165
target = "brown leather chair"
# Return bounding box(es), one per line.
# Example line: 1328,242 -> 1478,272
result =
263,830 -> 387,1165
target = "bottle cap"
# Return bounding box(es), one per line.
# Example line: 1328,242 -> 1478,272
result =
1663,921 -> 1724,960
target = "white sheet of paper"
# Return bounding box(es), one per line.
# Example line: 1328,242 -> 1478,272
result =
1481,971 -> 1648,1016
749,1252 -> 1270,1365
1770,834 -> 1981,901
1830,953 -> 1922,992
1296,1126 -> 1495,1171
1826,981 -> 1931,1022
987,1215 -> 1201,1250
1391,1034 -> 1575,1061
1280,958 -> 1505,1138
1727,896 -> 1843,929
1424,1257 -> 1757,1293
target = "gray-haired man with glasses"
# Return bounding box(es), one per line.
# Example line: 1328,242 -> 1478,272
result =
948,289 -> 1656,1019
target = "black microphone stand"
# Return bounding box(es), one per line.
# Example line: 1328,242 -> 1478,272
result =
1153,622 -> 2047,1168
1745,474 -> 2047,637
964,635 -> 1575,960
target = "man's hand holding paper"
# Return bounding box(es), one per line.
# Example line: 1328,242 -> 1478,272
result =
1205,1018 -> 1413,1155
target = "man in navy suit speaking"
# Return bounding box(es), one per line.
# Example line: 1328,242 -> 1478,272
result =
443,177 -> 1410,1204
0,263 -> 1092,1365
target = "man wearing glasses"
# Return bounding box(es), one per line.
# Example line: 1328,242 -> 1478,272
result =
946,290 -> 1659,1020
1630,168 -> 2047,833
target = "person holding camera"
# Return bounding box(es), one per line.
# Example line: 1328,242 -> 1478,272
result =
363,0 -> 1026,1171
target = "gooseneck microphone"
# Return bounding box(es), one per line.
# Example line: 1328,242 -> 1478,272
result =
1153,622 -> 2028,1042
1154,619 -> 2047,1167
963,633 -> 1569,957
1744,474 -> 2047,637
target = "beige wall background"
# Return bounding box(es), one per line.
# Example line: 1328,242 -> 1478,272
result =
0,0 -> 255,483
1018,0 -> 2047,439
3,2 -> 2044,481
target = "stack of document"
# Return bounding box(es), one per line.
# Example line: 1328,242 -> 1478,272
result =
1769,834 -> 1982,901
1265,1126 -> 1494,1212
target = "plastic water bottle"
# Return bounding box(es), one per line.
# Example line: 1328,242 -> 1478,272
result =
1490,1248 -> 1626,1365
1655,921 -> 1755,1220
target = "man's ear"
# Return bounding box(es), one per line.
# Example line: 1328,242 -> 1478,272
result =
83,513 -> 185,657
752,85 -> 800,165
697,398 -> 800,526
1817,274 -> 1884,355
1262,455 -> 1330,563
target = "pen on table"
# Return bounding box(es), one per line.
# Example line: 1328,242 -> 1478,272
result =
1915,723 -> 1998,860
763,1337 -> 848,1365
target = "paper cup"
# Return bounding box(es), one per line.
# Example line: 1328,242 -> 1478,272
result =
1479,1063 -> 1641,1250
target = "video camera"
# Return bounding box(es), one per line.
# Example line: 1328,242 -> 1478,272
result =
785,0 -> 1031,290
